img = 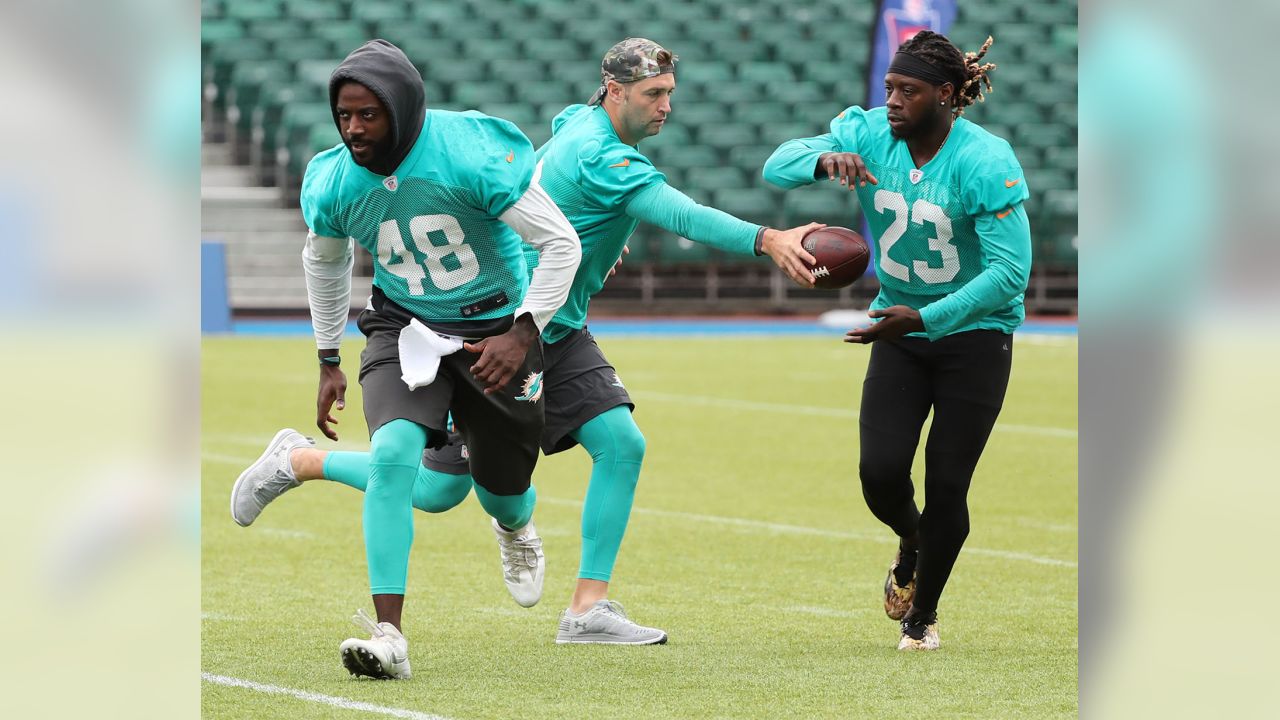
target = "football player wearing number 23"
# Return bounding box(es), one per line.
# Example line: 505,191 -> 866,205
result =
764,31 -> 1032,651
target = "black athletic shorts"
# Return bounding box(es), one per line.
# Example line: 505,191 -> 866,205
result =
356,289 -> 544,496
422,326 -> 633,473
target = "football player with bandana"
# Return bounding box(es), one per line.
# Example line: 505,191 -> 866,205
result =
229,40 -> 580,679
230,38 -> 823,647
764,31 -> 1032,651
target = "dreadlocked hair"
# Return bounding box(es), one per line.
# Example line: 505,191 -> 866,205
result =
897,31 -> 997,116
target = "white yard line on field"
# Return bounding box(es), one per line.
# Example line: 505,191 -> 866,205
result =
537,497 -> 1077,569
201,673 -> 456,720
628,390 -> 1078,439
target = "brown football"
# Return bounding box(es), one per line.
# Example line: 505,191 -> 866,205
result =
801,226 -> 871,289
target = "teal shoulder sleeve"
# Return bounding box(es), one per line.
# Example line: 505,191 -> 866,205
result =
625,182 -> 759,256
957,132 -> 1030,215
300,145 -> 346,237
578,139 -> 666,210
450,112 -> 537,217
918,203 -> 1033,339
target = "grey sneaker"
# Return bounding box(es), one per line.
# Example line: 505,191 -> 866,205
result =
556,600 -> 668,645
492,518 -> 545,607
340,608 -> 411,679
229,428 -> 313,527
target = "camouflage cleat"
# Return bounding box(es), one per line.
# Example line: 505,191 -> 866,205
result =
898,613 -> 940,651
883,550 -> 917,621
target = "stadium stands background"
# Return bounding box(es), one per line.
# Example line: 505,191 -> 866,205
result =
201,0 -> 1077,315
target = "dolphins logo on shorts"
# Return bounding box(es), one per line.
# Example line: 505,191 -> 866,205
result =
516,371 -> 544,403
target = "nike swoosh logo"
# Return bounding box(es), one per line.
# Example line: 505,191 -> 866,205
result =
1005,178 -> 1021,188
996,208 -> 1013,219
506,151 -> 514,163
609,159 -> 630,168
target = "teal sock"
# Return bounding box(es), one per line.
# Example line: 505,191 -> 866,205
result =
572,406 -> 645,582
324,451 -> 370,491
474,483 -> 536,530
323,451 -> 473,513
364,420 -> 427,595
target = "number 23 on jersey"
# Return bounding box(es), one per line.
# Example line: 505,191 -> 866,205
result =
872,189 -> 959,285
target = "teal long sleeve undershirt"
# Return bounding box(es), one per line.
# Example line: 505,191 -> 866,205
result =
624,182 -> 760,255
762,134 -> 838,189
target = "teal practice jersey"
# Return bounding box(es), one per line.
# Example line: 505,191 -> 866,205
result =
765,106 -> 1032,339
301,110 -> 536,324
528,105 -> 667,342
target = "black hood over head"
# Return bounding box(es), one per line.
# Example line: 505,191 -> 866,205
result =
329,39 -> 425,173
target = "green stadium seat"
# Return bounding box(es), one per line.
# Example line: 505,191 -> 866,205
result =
739,62 -> 795,85
656,145 -> 720,170
460,37 -> 524,63
521,38 -> 584,63
244,17 -> 308,41
712,188 -> 783,228
206,38 -> 271,92
351,1 -> 411,23
271,37 -> 338,65
803,62 -> 861,94
783,185 -> 860,228
427,19 -> 500,39
728,145 -> 777,180
687,167 -> 750,191
703,82 -> 765,104
676,61 -> 734,86
1020,83 -> 1077,108
565,19 -> 625,47
767,81 -> 826,104
993,23 -> 1050,49
733,102 -> 789,127
1021,3 -> 1077,27
201,19 -> 245,50
643,123 -> 693,156
310,24 -> 371,53
396,39 -> 464,70
203,0 -> 224,18
423,62 -> 488,86
451,82 -> 512,108
1017,124 -> 1074,151
773,39 -> 836,67
1053,102 -> 1077,131
512,80 -> 575,105
227,59 -> 294,133
488,59 -> 552,84
1044,146 -> 1077,174
695,123 -> 759,151
224,0 -> 284,21
766,122 -> 826,147
1026,168 -> 1074,192
282,0 -> 343,22
295,58 -> 343,90
669,102 -> 720,128
658,233 -> 715,264
957,4 -> 1008,28
410,3 -> 473,22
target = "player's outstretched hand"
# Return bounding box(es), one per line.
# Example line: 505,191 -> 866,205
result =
817,152 -> 879,190
465,315 -> 539,394
844,305 -> 924,344
316,365 -> 347,441
761,223 -> 824,288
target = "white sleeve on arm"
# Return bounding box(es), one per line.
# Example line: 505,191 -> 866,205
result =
301,231 -> 354,349
498,164 -> 581,332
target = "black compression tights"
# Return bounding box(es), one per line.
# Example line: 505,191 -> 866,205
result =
857,330 -> 1013,617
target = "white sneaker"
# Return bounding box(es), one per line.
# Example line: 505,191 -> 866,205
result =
339,609 -> 411,679
492,517 -> 545,607
230,428 -> 313,527
556,600 -> 668,645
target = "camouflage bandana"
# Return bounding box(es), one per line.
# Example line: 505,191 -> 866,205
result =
587,38 -> 678,106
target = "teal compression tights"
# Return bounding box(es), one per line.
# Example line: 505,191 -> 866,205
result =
326,441 -> 535,531
363,419 -> 427,595
325,406 -> 642,582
